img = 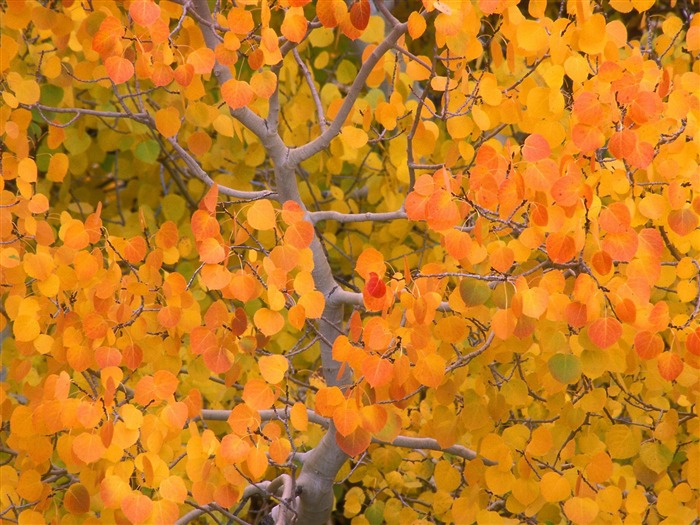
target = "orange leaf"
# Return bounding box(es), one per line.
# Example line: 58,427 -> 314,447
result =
247,444 -> 269,480
253,308 -> 285,336
668,208 -> 699,237
105,56 -> 134,84
92,16 -> 123,57
221,79 -> 254,109
187,47 -> 215,74
227,404 -> 261,435
203,345 -> 233,374
356,247 -> 385,279
155,107 -> 181,137
315,386 -> 344,417
686,328 -> 700,357
408,11 -> 427,39
250,70 -> 278,99
73,432 -> 106,464
572,123 -> 604,154
124,236 -> 147,263
247,199 -> 276,230
657,352 -> 683,381
361,355 -> 392,389
546,232 -> 577,263
173,64 -> 194,87
129,0 -> 160,26
121,492 -> 153,525
281,8 -> 308,43
359,404 -> 387,433
284,220 -> 314,248
198,237 -> 227,264
588,317 -> 622,349
608,129 -> 637,159
634,331 -> 663,360
243,379 -> 278,410
64,483 -> 90,515
316,0 -> 342,28
333,399 -> 360,436
335,426 -> 371,456
228,7 -> 254,34
290,402 -> 309,431
522,133 -> 551,162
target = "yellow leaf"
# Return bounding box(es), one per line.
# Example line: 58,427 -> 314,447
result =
155,107 -> 181,137
259,354 -> 288,384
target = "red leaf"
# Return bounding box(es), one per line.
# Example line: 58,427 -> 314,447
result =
349,0 -> 370,31
365,272 -> 386,298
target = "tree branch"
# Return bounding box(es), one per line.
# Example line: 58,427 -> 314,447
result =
288,21 -> 409,164
166,138 -> 276,200
309,208 -> 407,224
293,48 -> 327,134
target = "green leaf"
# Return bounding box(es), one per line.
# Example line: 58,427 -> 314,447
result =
41,84 -> 64,106
162,194 -> 187,223
548,353 -> 582,384
459,279 -> 491,306
640,442 -> 673,474
134,140 -> 160,164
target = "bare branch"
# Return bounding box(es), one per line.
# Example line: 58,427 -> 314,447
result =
288,21 -> 409,164
293,48 -> 327,133
309,208 -> 407,224
166,137 -> 276,200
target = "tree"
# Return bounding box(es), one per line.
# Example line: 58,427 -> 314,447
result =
1,0 -> 699,523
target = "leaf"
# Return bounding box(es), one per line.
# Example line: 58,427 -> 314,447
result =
522,133 -> 551,162
129,0 -> 160,26
121,492 -> 153,525
588,317 -> 622,349
333,399 -> 360,436
259,355 -> 288,384
155,107 -> 181,137
64,483 -> 90,514
668,208 -> 699,236
284,220 -> 314,248
408,11 -> 427,39
250,70 -> 278,99
253,308 -> 285,336
281,8 -> 308,43
73,432 -> 106,464
365,272 -> 386,298
634,331 -> 664,360
349,0 -> 370,31
545,232 -> 577,263
221,79 -> 254,109
134,140 -> 160,163
361,355 -> 392,389
247,445 -> 269,480
335,426 -> 371,456
563,497 -> 599,525
198,237 -> 226,264
187,47 -> 215,74
657,352 -> 683,381
243,379 -> 278,410
105,56 -> 134,84
247,199 -> 276,230
548,353 -> 582,384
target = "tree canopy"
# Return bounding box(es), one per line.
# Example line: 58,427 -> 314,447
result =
1,0 -> 699,524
